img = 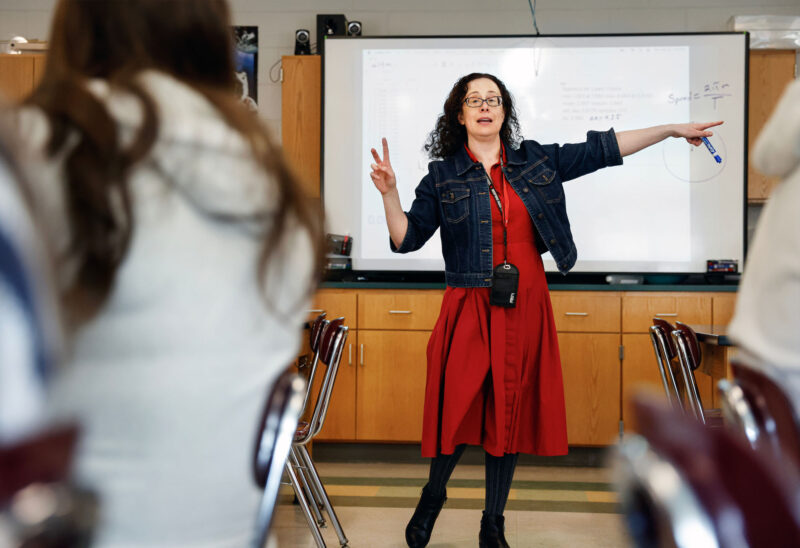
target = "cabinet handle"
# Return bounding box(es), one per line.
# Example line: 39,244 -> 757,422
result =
389,310 -> 412,314
655,313 -> 678,317
308,309 -> 324,314
348,343 -> 352,366
360,344 -> 365,366
564,312 -> 589,316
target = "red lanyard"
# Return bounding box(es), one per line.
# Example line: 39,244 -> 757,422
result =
484,160 -> 510,264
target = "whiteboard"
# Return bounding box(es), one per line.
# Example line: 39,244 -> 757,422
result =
323,34 -> 747,275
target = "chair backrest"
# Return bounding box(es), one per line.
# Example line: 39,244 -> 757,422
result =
252,369 -> 306,546
298,318 -> 348,443
300,316 -> 329,414
652,318 -> 678,361
671,323 -> 706,422
673,321 -> 702,370
615,395 -> 800,548
720,359 -> 800,471
649,320 -> 682,408
309,313 -> 327,354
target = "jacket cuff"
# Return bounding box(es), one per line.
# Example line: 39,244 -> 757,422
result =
390,213 -> 416,253
602,128 -> 624,167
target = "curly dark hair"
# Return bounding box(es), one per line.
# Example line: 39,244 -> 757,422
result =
424,73 -> 522,159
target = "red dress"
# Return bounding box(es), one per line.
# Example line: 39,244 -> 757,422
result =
420,148 -> 568,458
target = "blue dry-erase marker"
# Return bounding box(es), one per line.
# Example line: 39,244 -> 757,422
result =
701,137 -> 722,163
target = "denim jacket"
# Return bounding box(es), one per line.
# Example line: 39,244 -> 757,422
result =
391,129 -> 623,287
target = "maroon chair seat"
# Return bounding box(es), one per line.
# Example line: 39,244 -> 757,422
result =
252,369 -> 306,547
615,395 -> 800,548
718,357 -> 800,472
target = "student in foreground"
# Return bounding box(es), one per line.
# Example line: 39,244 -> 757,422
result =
729,78 -> 800,380
13,0 -> 321,545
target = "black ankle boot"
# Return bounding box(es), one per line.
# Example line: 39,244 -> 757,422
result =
479,512 -> 510,548
405,483 -> 447,547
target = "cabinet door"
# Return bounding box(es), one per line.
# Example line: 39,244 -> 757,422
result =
358,290 -> 444,330
356,330 -> 429,441
308,289 -> 357,325
559,333 -> 620,445
550,292 -> 621,333
314,331 -> 357,441
712,293 -> 737,326
621,334 -> 712,431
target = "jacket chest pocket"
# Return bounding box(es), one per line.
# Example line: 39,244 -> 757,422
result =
440,187 -> 471,223
525,168 -> 563,204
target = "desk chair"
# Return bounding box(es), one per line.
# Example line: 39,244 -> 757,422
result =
671,322 -> 723,426
614,395 -> 800,548
252,369 -> 307,548
0,150 -> 98,546
0,424 -> 98,547
288,318 -> 350,547
718,356 -> 800,471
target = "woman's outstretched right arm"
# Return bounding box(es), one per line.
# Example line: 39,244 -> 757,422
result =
370,138 -> 408,249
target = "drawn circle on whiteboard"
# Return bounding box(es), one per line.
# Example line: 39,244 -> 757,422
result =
661,132 -> 726,183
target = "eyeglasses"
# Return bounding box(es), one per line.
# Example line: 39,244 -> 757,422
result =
463,96 -> 503,108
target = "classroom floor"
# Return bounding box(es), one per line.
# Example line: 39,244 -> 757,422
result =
272,462 -> 633,547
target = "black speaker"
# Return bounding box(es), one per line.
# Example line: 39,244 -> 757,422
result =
316,14 -> 346,55
346,20 -> 362,37
294,29 -> 310,55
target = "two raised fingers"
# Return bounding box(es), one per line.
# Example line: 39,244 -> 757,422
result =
370,137 -> 391,168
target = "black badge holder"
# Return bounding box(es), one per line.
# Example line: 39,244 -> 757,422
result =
485,161 -> 519,308
491,262 -> 519,307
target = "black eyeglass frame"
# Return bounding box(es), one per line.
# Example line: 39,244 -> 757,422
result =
463,96 -> 503,108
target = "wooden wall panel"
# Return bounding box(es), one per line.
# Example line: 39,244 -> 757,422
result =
281,55 -> 321,199
0,55 -> 36,102
748,50 -> 796,202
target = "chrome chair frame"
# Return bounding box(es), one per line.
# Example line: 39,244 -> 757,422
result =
717,378 -> 762,450
287,319 -> 350,548
671,326 -> 706,423
648,323 -> 682,409
613,435 -> 721,548
252,370 -> 307,548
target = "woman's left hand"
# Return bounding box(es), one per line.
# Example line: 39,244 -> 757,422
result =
672,121 -> 724,146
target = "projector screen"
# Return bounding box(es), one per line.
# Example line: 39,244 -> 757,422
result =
323,34 -> 747,275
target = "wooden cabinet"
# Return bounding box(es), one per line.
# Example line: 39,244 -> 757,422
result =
559,332 -> 620,445
280,55 -> 321,199
311,287 -> 737,445
0,54 -> 45,102
313,288 -> 442,443
622,293 -> 712,333
748,50 -> 796,202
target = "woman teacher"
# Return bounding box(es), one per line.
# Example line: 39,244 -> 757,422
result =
370,73 -> 721,548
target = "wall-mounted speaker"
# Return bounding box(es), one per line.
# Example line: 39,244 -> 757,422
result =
316,14 -> 346,56
294,29 -> 311,55
346,20 -> 362,37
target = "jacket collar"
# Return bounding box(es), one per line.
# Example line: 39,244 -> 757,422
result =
453,140 -> 527,175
